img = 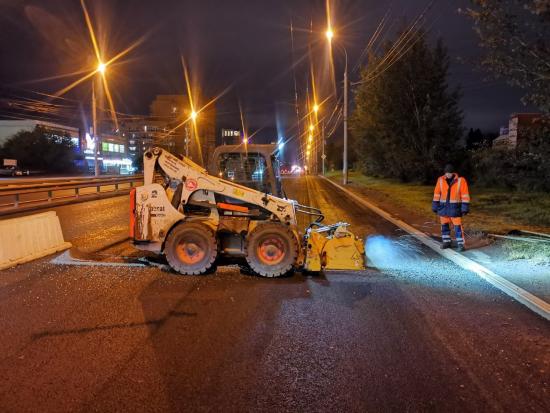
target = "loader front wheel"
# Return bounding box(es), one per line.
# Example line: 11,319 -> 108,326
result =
245,222 -> 298,277
165,222 -> 217,275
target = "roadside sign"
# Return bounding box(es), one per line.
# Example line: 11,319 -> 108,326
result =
321,154 -> 327,160
3,159 -> 17,167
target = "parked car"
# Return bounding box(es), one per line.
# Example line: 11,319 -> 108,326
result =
0,166 -> 30,177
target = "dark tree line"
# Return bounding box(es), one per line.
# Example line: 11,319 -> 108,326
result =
0,126 -> 81,173
350,32 -> 464,183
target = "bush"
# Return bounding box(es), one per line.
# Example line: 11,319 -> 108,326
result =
471,123 -> 550,191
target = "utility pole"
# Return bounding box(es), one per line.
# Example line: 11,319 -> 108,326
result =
343,67 -> 348,185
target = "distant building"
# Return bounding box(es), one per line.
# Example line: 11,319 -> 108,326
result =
0,119 -> 80,147
148,95 -> 216,166
80,129 -> 133,174
221,128 -> 242,145
118,119 -> 171,163
493,113 -> 542,149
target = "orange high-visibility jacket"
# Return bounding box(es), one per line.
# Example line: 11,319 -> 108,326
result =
432,174 -> 470,217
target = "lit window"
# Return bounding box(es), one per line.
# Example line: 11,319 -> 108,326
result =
108,143 -> 115,152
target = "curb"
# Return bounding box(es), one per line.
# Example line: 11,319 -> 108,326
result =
321,176 -> 550,321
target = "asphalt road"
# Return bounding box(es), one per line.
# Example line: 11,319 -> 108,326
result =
0,176 -> 548,412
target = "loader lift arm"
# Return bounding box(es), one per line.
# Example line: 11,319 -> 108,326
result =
143,147 -> 297,225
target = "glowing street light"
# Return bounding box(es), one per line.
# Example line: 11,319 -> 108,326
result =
313,104 -> 319,113
97,62 -> 106,74
309,124 -> 314,132
190,110 -> 198,121
326,28 -> 334,41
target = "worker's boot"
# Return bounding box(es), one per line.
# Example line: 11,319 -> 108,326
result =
457,244 -> 466,252
440,242 -> 451,250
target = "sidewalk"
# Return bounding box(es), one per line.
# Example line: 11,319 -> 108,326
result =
326,172 -> 550,302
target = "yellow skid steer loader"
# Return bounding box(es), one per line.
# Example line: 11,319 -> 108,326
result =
130,147 -> 365,277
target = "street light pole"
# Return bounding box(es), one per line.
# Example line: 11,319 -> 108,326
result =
326,28 -> 349,184
322,120 -> 326,176
92,76 -> 100,177
343,63 -> 348,185
184,125 -> 190,158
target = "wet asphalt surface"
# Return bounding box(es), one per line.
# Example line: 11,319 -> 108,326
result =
0,176 -> 549,412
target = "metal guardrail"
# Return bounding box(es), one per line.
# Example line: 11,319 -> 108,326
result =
0,175 -> 145,216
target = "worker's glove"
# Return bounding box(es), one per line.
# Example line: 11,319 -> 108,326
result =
431,201 -> 439,214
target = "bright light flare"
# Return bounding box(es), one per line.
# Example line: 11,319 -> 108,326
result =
97,62 -> 106,74
313,104 -> 319,113
190,110 -> 198,120
326,28 -> 334,41
309,124 -> 314,131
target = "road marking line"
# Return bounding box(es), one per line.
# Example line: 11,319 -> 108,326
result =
321,176 -> 550,321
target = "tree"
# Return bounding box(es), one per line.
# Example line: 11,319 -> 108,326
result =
1,126 -> 79,172
465,0 -> 550,112
350,34 -> 464,182
466,128 -> 484,149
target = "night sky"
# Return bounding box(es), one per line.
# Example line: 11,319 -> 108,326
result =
0,0 -> 533,146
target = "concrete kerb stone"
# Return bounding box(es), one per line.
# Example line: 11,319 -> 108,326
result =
321,176 -> 550,321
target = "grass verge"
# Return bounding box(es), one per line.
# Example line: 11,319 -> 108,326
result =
325,171 -> 550,263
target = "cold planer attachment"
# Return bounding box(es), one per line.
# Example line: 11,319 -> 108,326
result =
304,223 -> 366,271
131,147 -> 365,277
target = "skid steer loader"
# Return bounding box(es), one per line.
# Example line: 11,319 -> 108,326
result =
130,147 -> 365,277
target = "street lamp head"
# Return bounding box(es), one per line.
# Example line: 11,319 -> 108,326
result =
326,28 -> 334,41
190,110 -> 198,121
97,62 -> 106,74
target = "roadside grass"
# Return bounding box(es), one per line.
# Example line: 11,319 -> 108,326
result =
326,170 -> 550,263
502,241 -> 550,265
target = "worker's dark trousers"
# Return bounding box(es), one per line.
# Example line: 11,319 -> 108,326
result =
440,216 -> 465,246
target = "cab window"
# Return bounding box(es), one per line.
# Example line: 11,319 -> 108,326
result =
218,152 -> 271,193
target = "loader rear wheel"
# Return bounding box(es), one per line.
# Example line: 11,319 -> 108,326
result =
245,222 -> 297,277
165,222 -> 217,275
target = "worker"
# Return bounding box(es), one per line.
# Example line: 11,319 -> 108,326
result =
432,164 -> 470,251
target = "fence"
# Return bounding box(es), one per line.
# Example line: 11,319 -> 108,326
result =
0,175 -> 145,216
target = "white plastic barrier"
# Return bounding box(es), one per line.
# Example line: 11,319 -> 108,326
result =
0,211 -> 71,270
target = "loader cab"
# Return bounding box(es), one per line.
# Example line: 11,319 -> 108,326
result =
208,144 -> 284,198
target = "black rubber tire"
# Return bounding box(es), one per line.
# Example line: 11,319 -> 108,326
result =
164,222 -> 218,275
245,222 -> 298,277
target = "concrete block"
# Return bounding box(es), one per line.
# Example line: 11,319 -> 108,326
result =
0,211 -> 71,270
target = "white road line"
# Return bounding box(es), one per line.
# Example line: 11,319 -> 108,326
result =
321,176 -> 550,321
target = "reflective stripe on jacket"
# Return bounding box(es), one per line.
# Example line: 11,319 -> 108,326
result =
432,174 -> 470,217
